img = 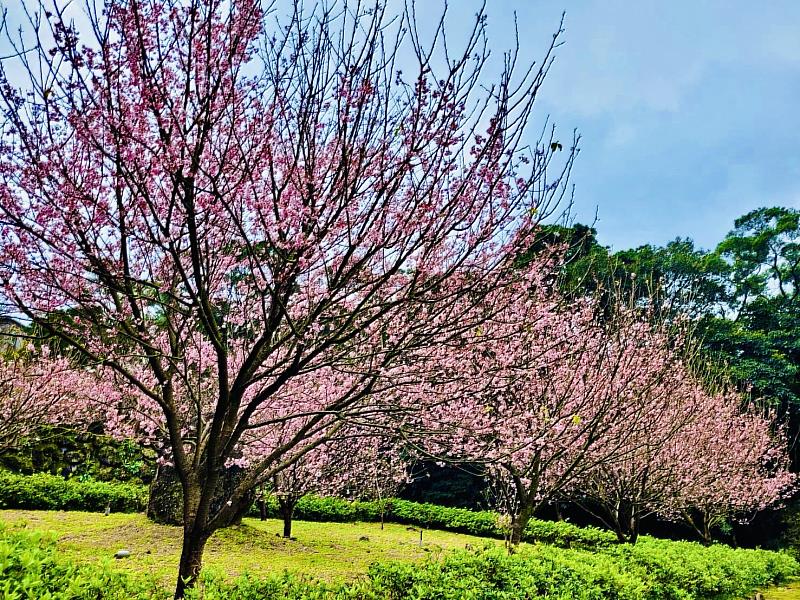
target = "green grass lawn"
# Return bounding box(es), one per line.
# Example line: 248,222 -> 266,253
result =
0,510 -> 499,586
762,582 -> 800,599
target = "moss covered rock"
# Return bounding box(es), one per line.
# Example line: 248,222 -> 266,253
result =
146,465 -> 254,527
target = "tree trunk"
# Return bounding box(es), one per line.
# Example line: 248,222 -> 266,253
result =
172,467 -> 223,599
258,498 -> 267,521
629,514 -> 640,545
701,518 -> 712,546
278,497 -> 296,538
174,526 -> 209,599
609,501 -> 640,544
683,510 -> 713,546
508,503 -> 535,550
380,498 -> 391,530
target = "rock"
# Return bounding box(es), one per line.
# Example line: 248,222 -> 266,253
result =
359,536 -> 370,542
146,465 -> 254,527
145,466 -> 183,525
114,549 -> 131,559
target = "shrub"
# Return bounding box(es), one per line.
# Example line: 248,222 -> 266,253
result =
0,525 -> 167,599
0,470 -> 147,512
603,538 -> 799,600
364,542 -> 798,600
0,425 -> 155,483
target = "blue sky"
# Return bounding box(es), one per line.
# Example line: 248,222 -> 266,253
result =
437,1 -> 800,251
3,1 -> 798,252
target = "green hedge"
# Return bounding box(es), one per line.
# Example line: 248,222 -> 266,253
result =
362,542 -> 799,600
261,494 -> 617,549
0,524 -> 796,599
0,471 -> 611,548
0,470 -> 147,512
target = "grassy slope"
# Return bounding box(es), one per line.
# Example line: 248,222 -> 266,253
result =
0,510 -> 498,586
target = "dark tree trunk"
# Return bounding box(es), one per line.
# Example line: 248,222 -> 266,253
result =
278,497 -> 297,538
509,503 -> 535,550
614,520 -> 639,544
379,499 -> 390,530
629,517 -> 640,544
258,498 -> 267,521
174,525 -> 210,599
610,501 -> 640,544
683,510 -> 714,546
172,466 -> 223,599
701,519 -> 712,546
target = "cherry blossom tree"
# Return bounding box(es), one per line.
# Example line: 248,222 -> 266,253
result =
668,401 -> 795,545
399,267 -> 679,548
268,441 -> 338,540
567,344 -> 716,544
336,432 -> 408,530
0,346 -> 102,453
568,338 -> 795,545
0,1 -> 574,594
268,428 -> 407,537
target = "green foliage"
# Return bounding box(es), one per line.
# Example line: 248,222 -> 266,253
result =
699,311 -> 800,409
774,500 -> 800,560
539,211 -> 800,426
0,524 -> 795,599
0,470 -> 147,512
259,495 -> 616,548
0,525 -> 167,599
290,495 -> 382,522
389,499 -> 503,538
351,542 -> 796,600
717,207 -> 800,306
0,425 -> 155,483
601,538 -> 799,600
704,206 -> 800,413
523,517 -> 616,548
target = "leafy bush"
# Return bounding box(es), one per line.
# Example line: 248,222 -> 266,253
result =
0,471 -> 611,547
0,525 -> 167,599
363,542 -> 798,600
0,470 -> 147,512
0,524 -> 796,599
524,517 -> 616,548
293,495 -> 382,523
602,538 -> 799,600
